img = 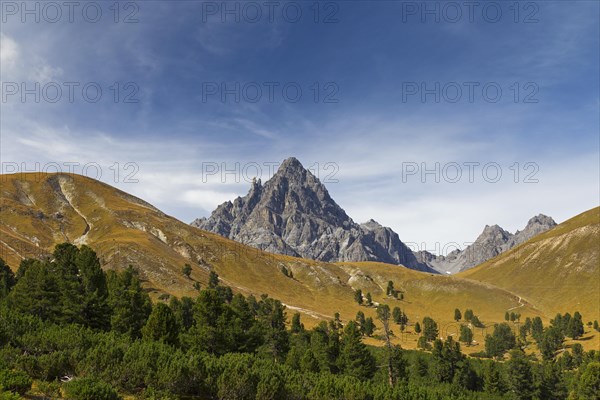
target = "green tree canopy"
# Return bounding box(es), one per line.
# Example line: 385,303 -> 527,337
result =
142,302 -> 179,345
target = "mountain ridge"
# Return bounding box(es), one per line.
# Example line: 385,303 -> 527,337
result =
194,157 -> 557,274
192,157 -> 437,273
417,214 -> 558,274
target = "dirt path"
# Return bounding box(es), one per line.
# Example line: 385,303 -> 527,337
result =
283,304 -> 332,320
507,296 -> 525,311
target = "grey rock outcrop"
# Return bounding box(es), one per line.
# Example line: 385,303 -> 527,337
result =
192,157 -> 437,273
193,157 -> 557,275
417,214 -> 557,274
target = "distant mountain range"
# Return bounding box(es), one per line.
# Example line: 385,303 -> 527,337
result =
193,157 -> 557,274
416,214 -> 557,274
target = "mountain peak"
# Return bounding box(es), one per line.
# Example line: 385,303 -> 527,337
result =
193,158 -> 436,273
361,219 -> 383,230
526,214 -> 557,229
277,157 -> 305,174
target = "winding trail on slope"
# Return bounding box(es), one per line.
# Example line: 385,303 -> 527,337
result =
58,178 -> 91,245
507,295 -> 525,312
218,277 -> 333,320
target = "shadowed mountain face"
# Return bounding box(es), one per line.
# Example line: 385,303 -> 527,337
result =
416,215 -> 558,274
193,158 -> 437,273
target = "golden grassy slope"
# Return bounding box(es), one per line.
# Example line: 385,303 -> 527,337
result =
0,173 -> 597,352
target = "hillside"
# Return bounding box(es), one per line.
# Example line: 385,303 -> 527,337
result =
460,207 -> 600,322
0,173 -> 597,352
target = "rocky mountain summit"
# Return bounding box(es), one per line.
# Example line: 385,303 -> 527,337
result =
193,157 -> 557,274
192,157 -> 437,273
416,214 -> 557,274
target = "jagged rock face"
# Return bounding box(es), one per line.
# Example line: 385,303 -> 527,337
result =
510,214 -> 558,247
193,157 -> 557,275
192,158 -> 436,273
419,215 -> 557,274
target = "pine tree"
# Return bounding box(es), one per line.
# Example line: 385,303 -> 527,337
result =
551,313 -> 564,332
539,327 -> 564,361
454,359 -> 479,391
412,354 -> 429,378
390,345 -> 408,385
454,308 -> 462,322
354,289 -> 363,305
291,312 -> 304,334
571,343 -> 584,368
506,349 -> 534,400
578,362 -> 600,399
414,322 -> 421,334
535,361 -> 567,400
485,323 -> 516,359
363,317 -> 375,337
392,307 -> 402,324
339,321 -> 376,380
505,311 -> 510,321
567,311 -> 584,339
8,260 -> 61,321
519,325 -> 528,344
107,266 -> 152,338
365,292 -> 373,306
76,245 -> 110,330
377,304 -> 396,386
400,311 -> 408,332
594,320 -> 599,331
208,271 -> 219,288
15,258 -> 35,281
356,311 -> 366,335
257,296 -> 289,361
300,349 -> 320,373
0,258 -> 15,299
484,361 -> 506,395
142,302 -> 179,345
386,281 -> 394,296
169,296 -> 195,331
310,322 -> 336,373
532,316 -> 544,342
51,243 -> 85,324
422,317 -> 438,341
559,351 -> 573,370
464,309 -> 474,322
182,263 -> 192,279
459,324 -> 473,346
431,336 -> 463,383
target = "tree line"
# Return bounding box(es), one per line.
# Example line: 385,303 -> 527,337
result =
0,244 -> 599,399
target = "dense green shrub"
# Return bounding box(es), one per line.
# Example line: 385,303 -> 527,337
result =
0,369 -> 31,395
0,391 -> 22,400
64,377 -> 120,400
35,380 -> 61,398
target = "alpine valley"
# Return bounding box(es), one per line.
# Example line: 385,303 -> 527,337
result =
1,159 -> 598,355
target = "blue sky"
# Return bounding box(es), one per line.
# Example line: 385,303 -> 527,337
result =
1,1 -> 599,253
